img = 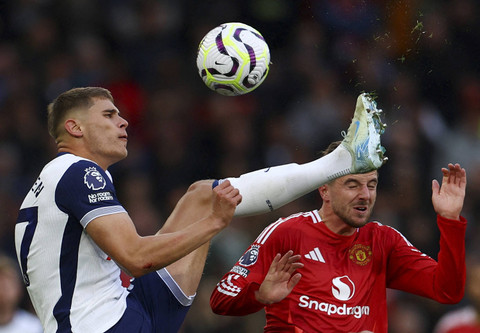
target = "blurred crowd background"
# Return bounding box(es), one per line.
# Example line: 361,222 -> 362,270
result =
1,0 -> 480,332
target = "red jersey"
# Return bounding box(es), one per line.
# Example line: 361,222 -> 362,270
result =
210,210 -> 467,333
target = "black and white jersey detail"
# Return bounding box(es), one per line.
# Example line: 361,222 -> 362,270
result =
15,153 -> 129,333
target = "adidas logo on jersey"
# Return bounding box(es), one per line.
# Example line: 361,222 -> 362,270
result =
304,247 -> 325,263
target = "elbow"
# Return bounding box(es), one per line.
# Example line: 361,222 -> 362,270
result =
210,305 -> 222,315
440,291 -> 464,305
209,292 -> 221,314
438,295 -> 464,305
210,300 -> 229,316
116,262 -> 147,278
126,264 -> 153,278
115,254 -> 159,278
210,289 -> 230,315
111,238 -> 172,278
436,286 -> 465,305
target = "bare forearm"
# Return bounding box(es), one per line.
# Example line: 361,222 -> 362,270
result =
88,180 -> 241,277
118,217 -> 225,277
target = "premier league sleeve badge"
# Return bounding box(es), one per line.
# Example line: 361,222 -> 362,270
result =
238,245 -> 260,267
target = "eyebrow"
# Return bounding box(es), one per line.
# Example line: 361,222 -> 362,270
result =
343,177 -> 378,185
103,109 -> 120,115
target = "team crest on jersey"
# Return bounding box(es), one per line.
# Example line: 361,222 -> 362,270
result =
349,244 -> 372,266
239,245 -> 260,267
84,167 -> 107,190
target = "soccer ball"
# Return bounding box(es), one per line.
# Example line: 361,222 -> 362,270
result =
196,22 -> 270,96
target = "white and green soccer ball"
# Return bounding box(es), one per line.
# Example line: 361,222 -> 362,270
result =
196,22 -> 270,96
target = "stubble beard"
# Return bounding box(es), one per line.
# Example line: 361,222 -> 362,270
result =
332,203 -> 372,229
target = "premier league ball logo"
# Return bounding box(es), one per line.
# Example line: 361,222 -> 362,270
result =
84,167 -> 106,191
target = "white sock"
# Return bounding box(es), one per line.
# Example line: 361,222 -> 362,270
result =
219,145 -> 352,216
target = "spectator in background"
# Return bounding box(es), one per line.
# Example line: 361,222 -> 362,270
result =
0,252 -> 43,333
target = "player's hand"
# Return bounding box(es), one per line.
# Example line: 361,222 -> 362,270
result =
211,180 -> 242,229
432,163 -> 466,221
255,250 -> 303,305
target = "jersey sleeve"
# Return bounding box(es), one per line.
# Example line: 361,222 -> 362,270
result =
210,221 -> 285,316
55,160 -> 126,228
386,215 -> 467,303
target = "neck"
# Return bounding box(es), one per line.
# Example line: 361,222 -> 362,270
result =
318,207 -> 357,236
57,145 -> 110,170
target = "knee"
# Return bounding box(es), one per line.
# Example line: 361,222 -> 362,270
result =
186,180 -> 214,203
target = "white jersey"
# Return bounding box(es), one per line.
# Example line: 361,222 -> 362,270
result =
15,153 -> 129,333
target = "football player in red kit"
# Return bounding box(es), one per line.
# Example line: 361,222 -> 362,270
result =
210,142 -> 467,333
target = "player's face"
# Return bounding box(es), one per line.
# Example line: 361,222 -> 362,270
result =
82,98 -> 129,167
326,171 -> 378,230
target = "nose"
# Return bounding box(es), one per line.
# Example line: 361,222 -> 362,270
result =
119,116 -> 129,129
358,185 -> 371,200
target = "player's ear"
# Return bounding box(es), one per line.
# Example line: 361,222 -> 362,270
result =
318,185 -> 329,201
64,118 -> 83,138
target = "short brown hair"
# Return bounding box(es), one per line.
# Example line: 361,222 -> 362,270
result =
47,87 -> 114,139
321,141 -> 342,156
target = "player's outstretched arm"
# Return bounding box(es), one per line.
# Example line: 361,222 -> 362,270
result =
85,181 -> 242,277
255,250 -> 303,305
431,163 -> 467,221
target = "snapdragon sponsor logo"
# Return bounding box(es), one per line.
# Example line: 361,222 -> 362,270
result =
298,295 -> 370,319
298,275 -> 370,319
332,276 -> 355,300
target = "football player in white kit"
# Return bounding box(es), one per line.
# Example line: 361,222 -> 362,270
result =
14,87 -> 386,332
